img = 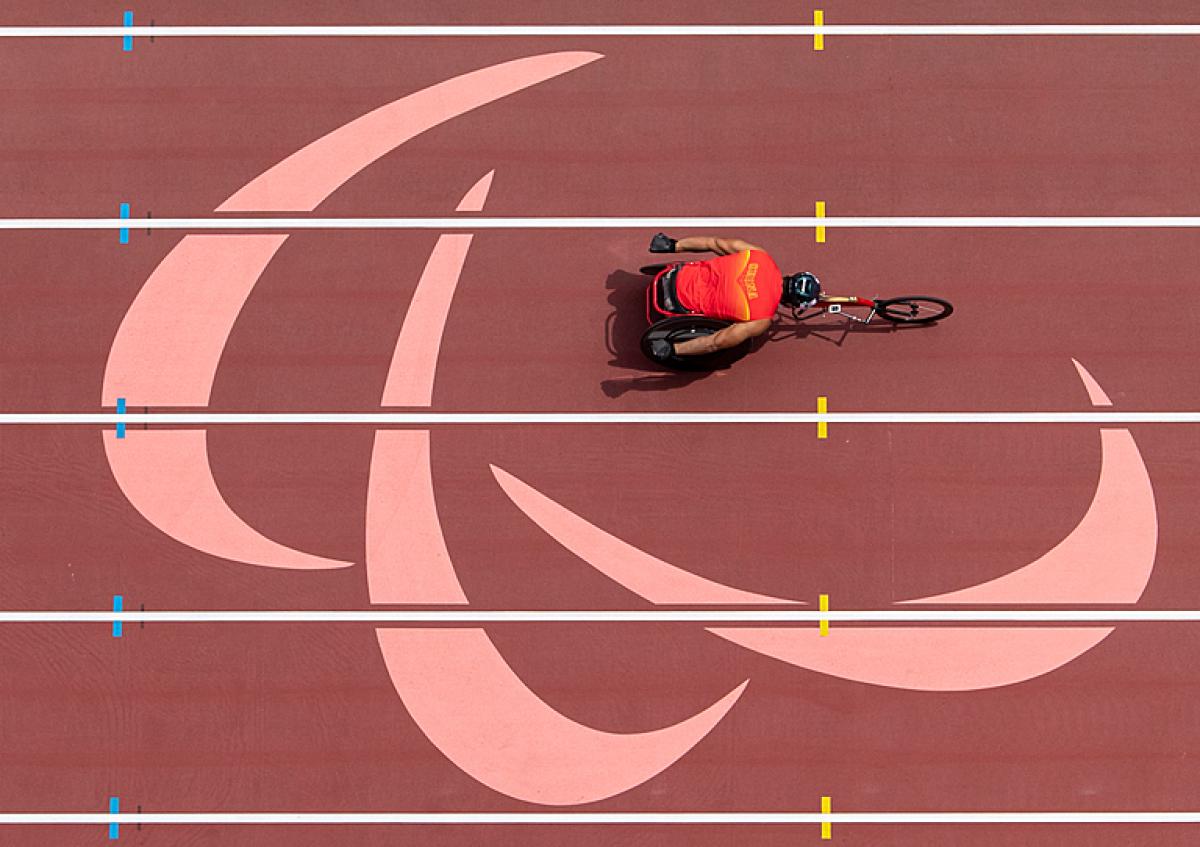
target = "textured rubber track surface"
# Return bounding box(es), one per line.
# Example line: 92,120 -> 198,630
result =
2,3 -> 1200,845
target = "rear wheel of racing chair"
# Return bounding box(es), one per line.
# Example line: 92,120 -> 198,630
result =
640,315 -> 750,371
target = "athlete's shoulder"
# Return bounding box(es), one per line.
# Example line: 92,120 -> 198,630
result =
747,249 -> 782,272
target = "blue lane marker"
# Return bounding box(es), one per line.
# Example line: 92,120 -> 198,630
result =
118,203 -> 130,244
112,595 -> 123,638
108,796 -> 120,840
122,11 -> 133,52
116,397 -> 127,439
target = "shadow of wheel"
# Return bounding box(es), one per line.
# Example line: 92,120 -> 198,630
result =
640,316 -> 751,371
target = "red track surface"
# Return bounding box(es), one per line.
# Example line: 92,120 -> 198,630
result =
3,3 -> 1200,845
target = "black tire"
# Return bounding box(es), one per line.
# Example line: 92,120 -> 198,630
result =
640,316 -> 746,371
874,296 -> 954,324
639,263 -> 672,276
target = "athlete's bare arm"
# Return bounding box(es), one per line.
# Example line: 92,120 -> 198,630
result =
673,318 -> 771,356
673,236 -> 764,255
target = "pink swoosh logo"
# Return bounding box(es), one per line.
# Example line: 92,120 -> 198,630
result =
377,628 -> 747,806
365,164 -> 751,804
493,362 -> 1158,691
103,53 -> 600,570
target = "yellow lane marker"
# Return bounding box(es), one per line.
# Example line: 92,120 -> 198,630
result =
817,395 -> 828,439
814,10 -> 825,50
821,795 -> 832,839
815,200 -> 826,242
819,594 -> 830,636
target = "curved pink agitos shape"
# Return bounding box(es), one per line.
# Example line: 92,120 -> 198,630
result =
490,361 -> 1157,692
901,428 -> 1156,604
377,627 -> 748,804
218,53 -> 601,211
103,55 -> 600,569
382,171 -> 494,407
707,367 -> 1156,689
707,626 -> 1112,692
1072,358 -> 1113,406
100,238 -> 348,568
366,172 -> 495,599
490,465 -> 801,605
104,430 -> 352,569
455,170 -> 495,213
102,235 -> 288,407
367,430 -> 467,603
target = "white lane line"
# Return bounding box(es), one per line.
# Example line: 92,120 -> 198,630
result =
2,610 -> 1199,623
4,811 -> 1200,825
4,25 -> 1200,37
5,216 -> 1200,230
4,412 -> 1200,425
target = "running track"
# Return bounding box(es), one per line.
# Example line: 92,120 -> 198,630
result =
2,2 -> 1200,845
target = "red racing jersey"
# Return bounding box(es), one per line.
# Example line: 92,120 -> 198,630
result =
674,249 -> 783,322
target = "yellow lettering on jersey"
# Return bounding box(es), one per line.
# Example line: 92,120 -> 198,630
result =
744,262 -> 760,299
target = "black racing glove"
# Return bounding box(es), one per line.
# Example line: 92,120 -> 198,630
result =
649,338 -> 675,362
648,232 -> 678,253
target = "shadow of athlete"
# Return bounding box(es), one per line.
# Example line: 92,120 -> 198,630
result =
767,307 -> 922,348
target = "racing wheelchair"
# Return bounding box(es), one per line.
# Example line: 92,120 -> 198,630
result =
639,264 -> 953,370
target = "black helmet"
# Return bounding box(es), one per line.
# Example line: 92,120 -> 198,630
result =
781,272 -> 821,307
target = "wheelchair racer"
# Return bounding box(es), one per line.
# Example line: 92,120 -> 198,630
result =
645,232 -> 819,359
